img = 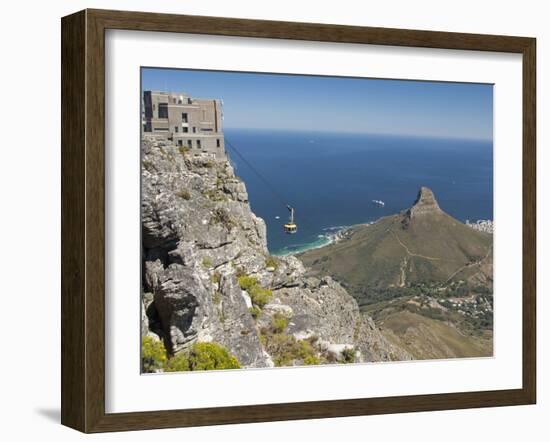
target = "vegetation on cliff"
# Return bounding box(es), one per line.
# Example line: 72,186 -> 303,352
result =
140,137 -> 409,372
142,339 -> 241,373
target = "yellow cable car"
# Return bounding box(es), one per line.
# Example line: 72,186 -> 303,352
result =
284,205 -> 297,234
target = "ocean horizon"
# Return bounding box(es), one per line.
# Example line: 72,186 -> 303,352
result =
225,128 -> 493,255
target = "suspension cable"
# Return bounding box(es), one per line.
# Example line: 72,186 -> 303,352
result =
224,137 -> 290,208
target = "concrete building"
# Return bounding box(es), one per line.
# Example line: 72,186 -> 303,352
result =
143,91 -> 225,158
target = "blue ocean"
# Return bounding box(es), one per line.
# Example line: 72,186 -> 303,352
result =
225,129 -> 493,255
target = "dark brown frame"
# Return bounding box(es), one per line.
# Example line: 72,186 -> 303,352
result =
61,8 -> 536,433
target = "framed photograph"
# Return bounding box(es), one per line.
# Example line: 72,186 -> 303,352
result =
61,9 -> 536,433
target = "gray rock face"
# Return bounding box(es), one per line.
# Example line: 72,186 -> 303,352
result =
213,274 -> 269,366
141,300 -> 150,337
152,265 -> 210,352
258,276 -> 409,362
141,138 -> 410,368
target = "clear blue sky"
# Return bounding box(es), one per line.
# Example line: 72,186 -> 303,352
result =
141,68 -> 493,140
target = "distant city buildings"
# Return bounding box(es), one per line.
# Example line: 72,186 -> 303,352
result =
465,219 -> 494,234
142,91 -> 225,158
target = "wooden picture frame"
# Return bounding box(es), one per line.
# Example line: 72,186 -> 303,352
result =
61,8 -> 536,433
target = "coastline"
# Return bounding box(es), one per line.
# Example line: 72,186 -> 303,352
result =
271,223 -> 365,257
271,217 -> 493,257
227,128 -> 493,260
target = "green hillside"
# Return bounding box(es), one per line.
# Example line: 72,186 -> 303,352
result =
299,187 -> 494,359
299,187 -> 493,298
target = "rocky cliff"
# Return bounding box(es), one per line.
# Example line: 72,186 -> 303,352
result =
141,138 -> 410,369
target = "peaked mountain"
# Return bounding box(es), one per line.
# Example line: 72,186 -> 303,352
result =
300,187 -> 493,299
299,187 -> 493,359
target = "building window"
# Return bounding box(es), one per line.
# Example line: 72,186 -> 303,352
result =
178,140 -> 183,146
174,126 -> 179,133
197,140 -> 202,149
182,127 -> 189,133
182,112 -> 188,122
187,140 -> 192,148
216,139 -> 220,148
154,127 -> 169,132
158,103 -> 168,119
192,127 -> 197,133
144,92 -> 153,118
201,128 -> 213,132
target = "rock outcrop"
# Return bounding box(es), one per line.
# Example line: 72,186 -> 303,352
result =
141,138 -> 410,368
407,186 -> 442,218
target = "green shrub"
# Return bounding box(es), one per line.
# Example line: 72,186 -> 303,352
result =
249,286 -> 272,308
175,188 -> 191,200
296,340 -> 319,365
163,342 -> 240,372
238,275 -> 258,291
275,336 -> 318,367
249,306 -> 262,320
303,354 -> 321,366
141,336 -> 167,373
340,347 -> 356,364
187,342 -> 240,370
265,256 -> 280,270
271,312 -> 290,333
259,333 -> 267,347
164,353 -> 190,372
263,333 -> 296,367
238,276 -> 272,308
260,330 -> 319,367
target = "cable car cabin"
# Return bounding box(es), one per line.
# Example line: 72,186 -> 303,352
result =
284,205 -> 297,234
284,222 -> 297,234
